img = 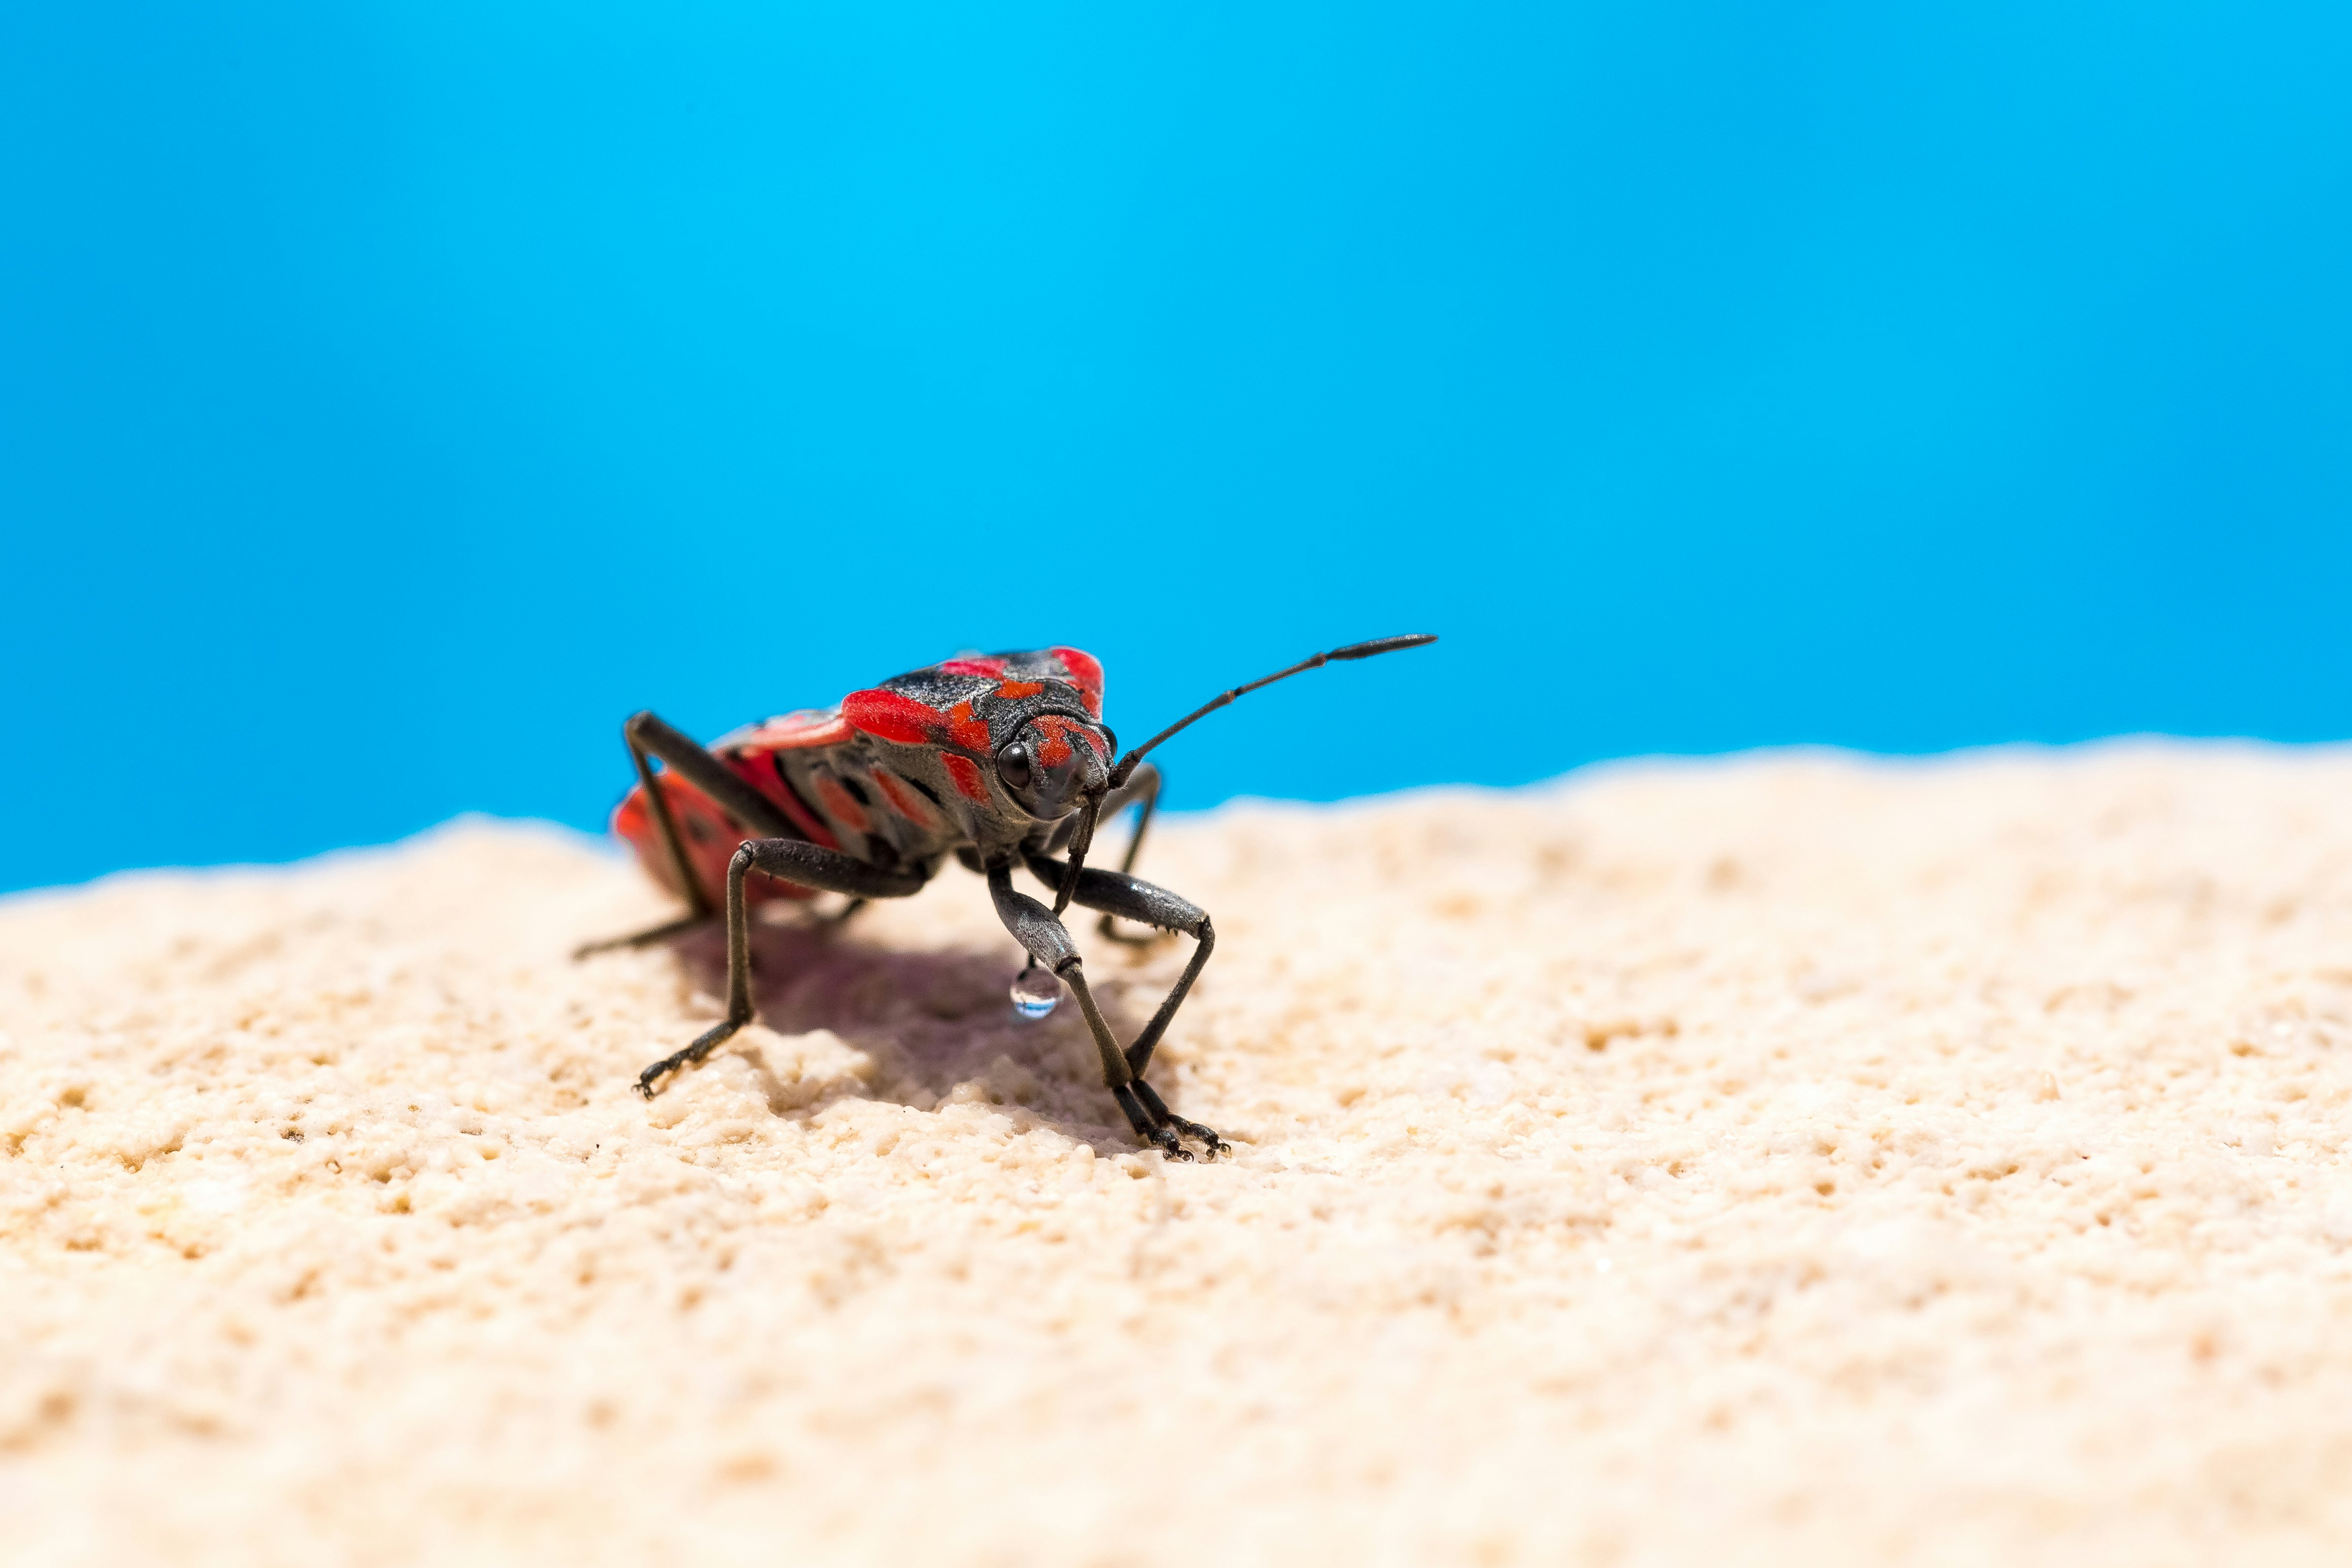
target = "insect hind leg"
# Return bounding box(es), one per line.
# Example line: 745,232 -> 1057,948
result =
573,912 -> 712,959
576,710 -> 809,959
576,892 -> 863,960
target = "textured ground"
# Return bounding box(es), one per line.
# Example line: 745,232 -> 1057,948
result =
5,746 -> 2352,1565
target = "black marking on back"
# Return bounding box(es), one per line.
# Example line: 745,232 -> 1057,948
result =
767,753 -> 823,840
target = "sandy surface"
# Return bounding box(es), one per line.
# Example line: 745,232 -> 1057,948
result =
6,746 -> 2352,1565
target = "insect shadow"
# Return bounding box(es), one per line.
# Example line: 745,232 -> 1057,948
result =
660,915 -> 1172,1154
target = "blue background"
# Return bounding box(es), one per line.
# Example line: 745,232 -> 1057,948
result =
5,1 -> 2349,893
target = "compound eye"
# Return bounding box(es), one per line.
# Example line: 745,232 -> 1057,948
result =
996,743 -> 1033,792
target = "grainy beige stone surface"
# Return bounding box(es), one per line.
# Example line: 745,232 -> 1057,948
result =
6,746 -> 2352,1566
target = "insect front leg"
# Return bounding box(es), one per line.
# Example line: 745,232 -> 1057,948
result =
1008,854 -> 1225,1159
1042,764 -> 1166,949
986,862 -> 1213,1160
636,838 -> 927,1099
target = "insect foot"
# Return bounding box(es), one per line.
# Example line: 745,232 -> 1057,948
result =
637,1018 -> 747,1099
1167,1115 -> 1229,1160
1140,1108 -> 1227,1160
1115,1081 -> 1229,1160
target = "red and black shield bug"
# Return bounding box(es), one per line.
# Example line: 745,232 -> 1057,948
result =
579,634 -> 1437,1159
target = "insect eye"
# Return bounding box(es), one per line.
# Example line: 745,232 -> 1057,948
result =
996,744 -> 1033,791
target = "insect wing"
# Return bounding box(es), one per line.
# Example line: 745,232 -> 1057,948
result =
713,707 -> 852,752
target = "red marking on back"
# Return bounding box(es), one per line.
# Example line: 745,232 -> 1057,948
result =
946,701 -> 992,753
814,774 -> 871,834
939,657 -> 1008,677
1048,647 -> 1104,715
944,753 -> 988,801
871,769 -> 935,828
843,689 -> 946,745
995,679 -> 1044,699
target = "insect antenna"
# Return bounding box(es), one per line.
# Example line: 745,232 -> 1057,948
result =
1109,633 -> 1437,789
1050,633 -> 1437,915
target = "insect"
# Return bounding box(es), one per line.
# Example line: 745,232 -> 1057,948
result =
578,634 -> 1436,1159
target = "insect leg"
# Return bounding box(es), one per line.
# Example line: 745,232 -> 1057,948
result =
1096,765 -> 1166,947
1041,764 -> 1167,947
636,839 -> 928,1099
1106,762 -> 1162,877
573,912 -> 715,959
986,861 -> 1199,1161
1018,853 -> 1224,1157
624,711 -> 798,840
575,711 -> 802,958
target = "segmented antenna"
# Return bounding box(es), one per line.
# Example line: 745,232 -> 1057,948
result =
1051,633 -> 1437,915
1107,633 -> 1437,789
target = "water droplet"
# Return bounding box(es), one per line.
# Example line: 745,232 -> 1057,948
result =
1009,963 -> 1061,1020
